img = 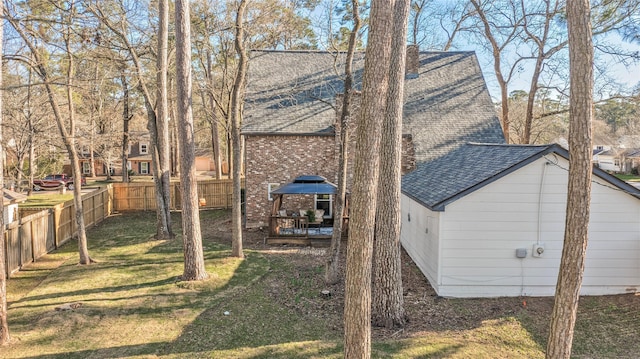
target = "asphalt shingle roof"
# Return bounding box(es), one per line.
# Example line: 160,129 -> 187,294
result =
243,49 -> 505,163
402,142 -> 640,210
402,143 -> 559,210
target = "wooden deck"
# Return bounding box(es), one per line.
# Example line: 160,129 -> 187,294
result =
266,215 -> 347,246
266,235 -> 332,247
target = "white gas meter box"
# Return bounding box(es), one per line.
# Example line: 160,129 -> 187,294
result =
532,244 -> 545,258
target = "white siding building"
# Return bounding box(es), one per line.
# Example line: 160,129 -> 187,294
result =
401,143 -> 640,298
3,189 -> 27,224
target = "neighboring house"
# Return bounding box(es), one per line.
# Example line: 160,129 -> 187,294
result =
243,48 -> 504,227
401,143 -> 640,297
127,139 -> 153,175
622,148 -> 640,173
3,189 -> 27,224
76,134 -> 220,176
592,145 -> 622,172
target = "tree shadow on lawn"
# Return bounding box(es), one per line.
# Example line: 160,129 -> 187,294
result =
3,209 -> 577,358
10,254 -> 469,359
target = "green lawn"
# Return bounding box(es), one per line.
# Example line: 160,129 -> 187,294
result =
614,173 -> 640,182
2,210 -> 638,358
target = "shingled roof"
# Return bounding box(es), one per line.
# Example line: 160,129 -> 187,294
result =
243,49 -> 505,163
402,143 -> 640,211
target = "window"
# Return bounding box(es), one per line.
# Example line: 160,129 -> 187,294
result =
80,145 -> 90,155
315,194 -> 332,218
127,161 -> 132,171
139,143 -> 149,154
82,162 -> 91,175
140,162 -> 149,174
267,183 -> 279,201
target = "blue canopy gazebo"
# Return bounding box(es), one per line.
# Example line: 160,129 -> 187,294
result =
268,175 -> 348,245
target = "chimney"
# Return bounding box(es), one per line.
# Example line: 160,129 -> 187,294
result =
406,45 -> 419,79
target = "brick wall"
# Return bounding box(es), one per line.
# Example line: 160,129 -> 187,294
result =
244,134 -> 340,227
244,132 -> 416,228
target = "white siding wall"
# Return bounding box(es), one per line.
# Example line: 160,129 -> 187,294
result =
401,194 -> 440,292
595,154 -> 621,172
429,156 -> 640,298
3,203 -> 18,224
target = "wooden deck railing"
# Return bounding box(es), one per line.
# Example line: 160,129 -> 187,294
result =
269,216 -> 310,237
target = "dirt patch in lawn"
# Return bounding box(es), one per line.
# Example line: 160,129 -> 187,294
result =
200,210 -> 640,355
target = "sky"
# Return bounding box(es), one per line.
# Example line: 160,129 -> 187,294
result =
310,2 -> 640,103
464,34 -> 640,102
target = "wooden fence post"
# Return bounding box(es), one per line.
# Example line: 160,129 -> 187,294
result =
53,204 -> 62,249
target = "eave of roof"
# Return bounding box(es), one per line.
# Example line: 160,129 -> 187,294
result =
401,143 -> 640,211
3,189 -> 28,205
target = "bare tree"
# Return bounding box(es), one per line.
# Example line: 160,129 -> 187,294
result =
372,0 -> 410,329
469,0 -> 524,143
120,68 -> 131,183
518,0 -> 640,143
546,0 -> 594,357
175,0 -> 208,281
230,0 -> 248,259
5,1 -> 93,264
0,0 -> 9,343
344,0 -> 394,357
325,0 -> 361,285
151,0 -> 174,240
88,1 -> 173,239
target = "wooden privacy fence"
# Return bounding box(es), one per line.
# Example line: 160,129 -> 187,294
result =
112,179 -> 237,211
4,179 -> 235,277
5,186 -> 112,277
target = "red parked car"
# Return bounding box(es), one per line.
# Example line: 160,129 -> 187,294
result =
33,174 -> 86,191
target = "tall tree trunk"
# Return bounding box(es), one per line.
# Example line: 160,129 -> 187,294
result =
151,0 -> 173,240
170,76 -> 180,177
230,0 -> 248,259
28,136 -> 35,195
372,0 -> 409,329
206,50 -> 223,180
546,0 -> 593,357
0,0 -> 10,342
325,0 -> 361,285
175,0 -> 208,281
26,66 -> 35,196
523,59 -> 543,144
121,70 -> 131,183
344,1 -> 394,357
63,22 -> 93,265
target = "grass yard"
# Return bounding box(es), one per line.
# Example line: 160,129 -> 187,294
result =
2,210 -> 639,358
20,192 -> 76,208
615,173 -> 640,182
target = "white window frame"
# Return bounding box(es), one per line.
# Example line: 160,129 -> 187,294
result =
267,183 -> 279,201
314,194 -> 332,218
127,161 -> 132,171
82,161 -> 91,175
139,142 -> 149,154
140,162 -> 149,174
